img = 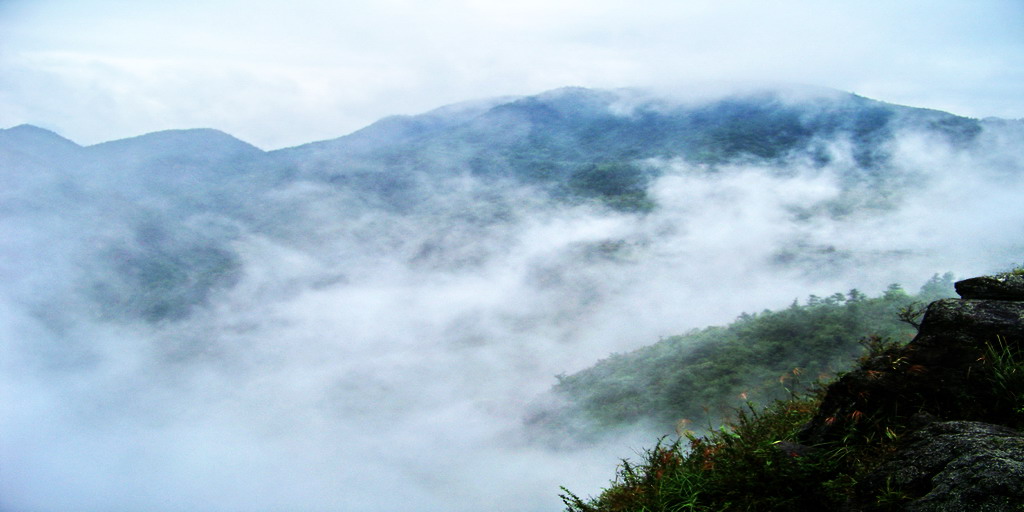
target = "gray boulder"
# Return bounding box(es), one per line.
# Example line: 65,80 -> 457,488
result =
856,421 -> 1024,511
955,273 -> 1024,301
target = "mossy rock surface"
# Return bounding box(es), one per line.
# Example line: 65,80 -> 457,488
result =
855,421 -> 1024,512
955,274 -> 1024,301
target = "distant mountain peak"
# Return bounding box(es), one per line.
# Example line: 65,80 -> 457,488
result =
84,128 -> 264,166
88,128 -> 261,151
0,123 -> 81,148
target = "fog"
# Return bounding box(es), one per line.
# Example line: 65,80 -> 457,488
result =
2,110 -> 1023,511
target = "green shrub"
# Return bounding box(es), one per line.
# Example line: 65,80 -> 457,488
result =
561,395 -> 845,512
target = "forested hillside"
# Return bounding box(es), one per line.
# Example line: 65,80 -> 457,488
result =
531,274 -> 957,438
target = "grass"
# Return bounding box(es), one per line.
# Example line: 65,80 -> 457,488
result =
559,389 -> 923,512
984,336 -> 1024,426
560,438 -> 702,512
562,393 -> 854,512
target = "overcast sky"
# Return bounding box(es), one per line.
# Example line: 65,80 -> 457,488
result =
1,0 -> 1022,149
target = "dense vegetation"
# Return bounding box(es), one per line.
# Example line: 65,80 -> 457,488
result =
531,274 -> 957,438
560,397 -> 831,511
563,162 -> 656,212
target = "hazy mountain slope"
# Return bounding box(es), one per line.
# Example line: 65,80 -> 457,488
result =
272,86 -> 982,180
85,128 -> 262,162
261,86 -> 999,216
0,124 -> 82,164
0,125 -> 84,203
1,128 -> 270,323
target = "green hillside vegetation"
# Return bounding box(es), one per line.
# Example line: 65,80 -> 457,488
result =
533,274 -> 956,438
563,162 -> 656,212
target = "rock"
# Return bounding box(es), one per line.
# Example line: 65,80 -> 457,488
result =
915,299 -> 1024,342
854,421 -> 1024,512
799,298 -> 1024,445
955,274 -> 1024,301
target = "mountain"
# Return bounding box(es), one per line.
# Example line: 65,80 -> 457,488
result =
261,86 -> 1006,213
1,85 -> 1018,327
85,128 -> 263,166
3,85 -> 1024,512
0,124 -> 81,154
0,124 -> 84,201
1,85 -> 1019,326
3,86 -> 1008,210
273,86 -> 983,176
0,128 -> 266,323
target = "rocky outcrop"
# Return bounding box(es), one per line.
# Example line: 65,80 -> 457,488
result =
955,274 -> 1024,301
857,421 -> 1024,512
798,273 -> 1024,511
800,298 -> 1024,443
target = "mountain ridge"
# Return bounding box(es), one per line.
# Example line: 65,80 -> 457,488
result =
268,86 -> 986,175
4,85 -> 1006,156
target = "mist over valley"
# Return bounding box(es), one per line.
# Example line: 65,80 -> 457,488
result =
2,86 -> 1023,511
